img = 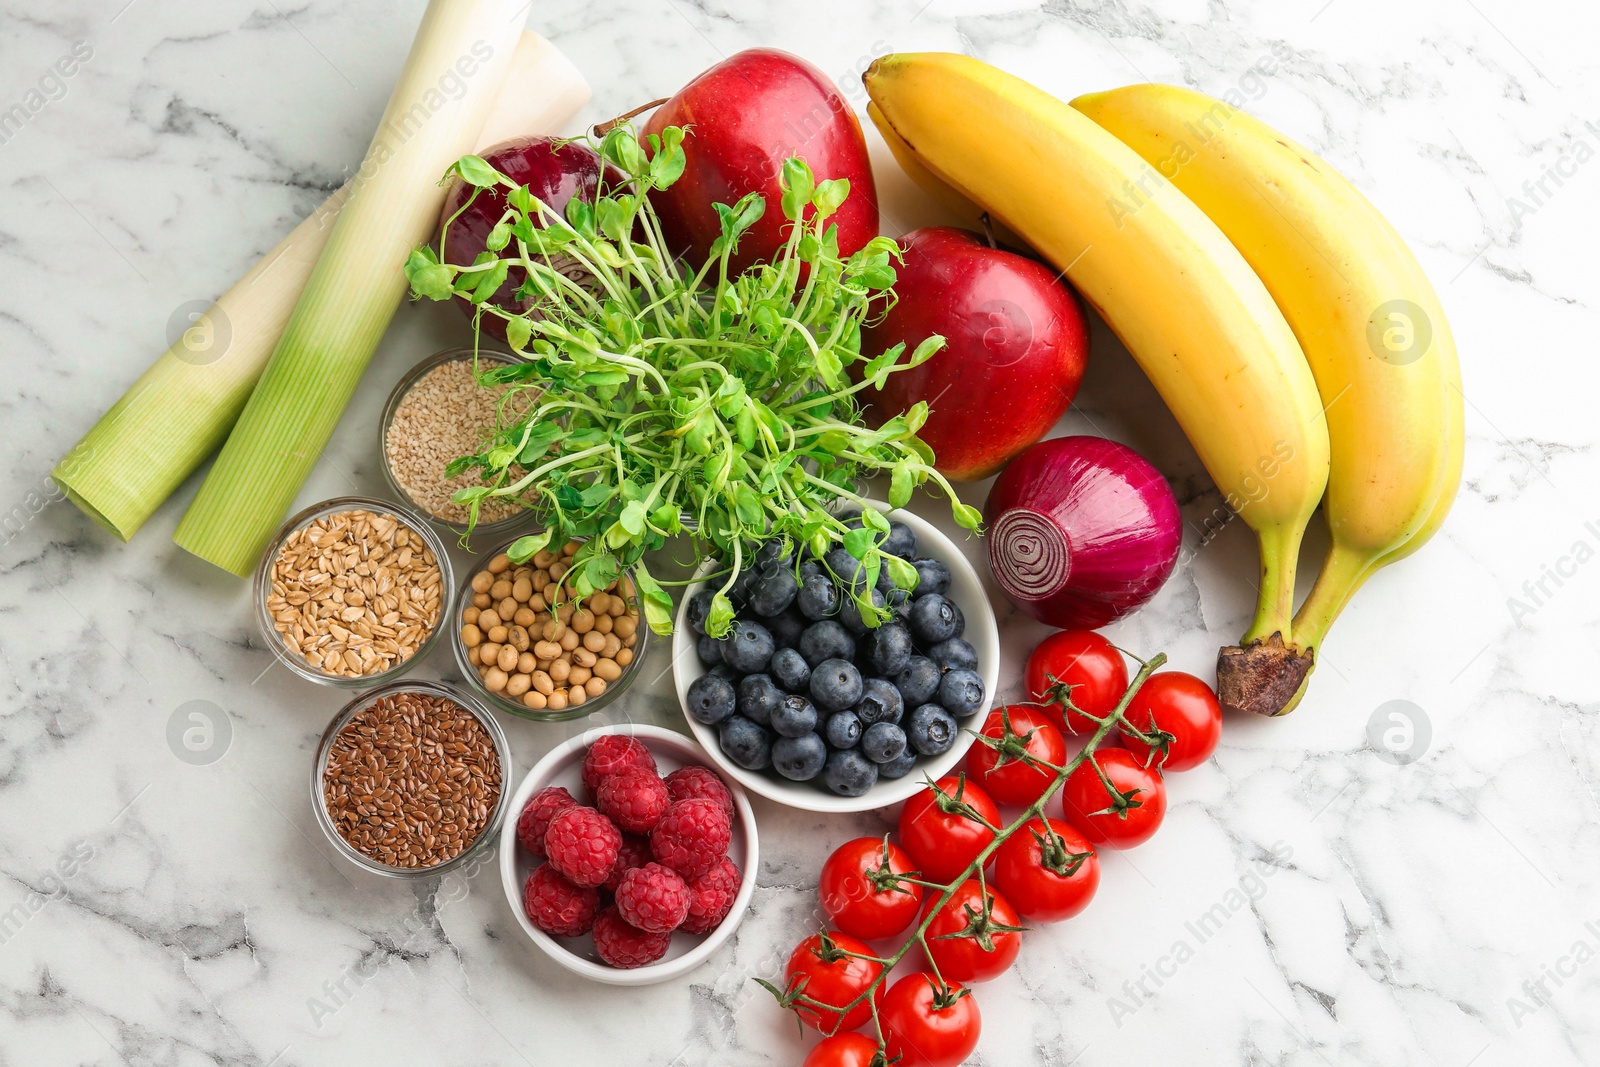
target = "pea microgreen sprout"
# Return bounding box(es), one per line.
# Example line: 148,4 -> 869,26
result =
405,123 -> 982,637
759,651 -> 1172,1057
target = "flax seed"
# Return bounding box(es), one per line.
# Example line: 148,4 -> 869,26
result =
322,691 -> 500,869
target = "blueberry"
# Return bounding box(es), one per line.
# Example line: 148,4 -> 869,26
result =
825,547 -> 870,594
718,715 -> 771,770
728,567 -> 759,609
686,589 -> 716,635
723,619 -> 775,674
883,521 -> 917,561
909,593 -> 964,645
708,663 -> 739,683
824,710 -> 864,750
799,620 -> 856,667
911,558 -> 952,597
771,693 -> 819,738
938,668 -> 987,718
767,607 -> 808,651
749,566 -> 799,617
796,573 -> 839,621
809,658 -> 864,712
755,539 -> 795,569
697,633 -> 725,668
686,673 -> 738,725
799,559 -> 826,583
862,722 -> 908,764
839,587 -> 887,636
927,637 -> 979,674
865,621 -> 915,676
906,704 -> 958,756
769,647 -> 811,693
853,677 -> 904,726
876,749 -> 919,780
737,673 -> 782,726
823,748 -> 879,797
894,656 -> 942,707
772,732 -> 828,781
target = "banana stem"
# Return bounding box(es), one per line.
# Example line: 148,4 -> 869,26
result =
1243,522 -> 1306,645
1291,540 -> 1377,652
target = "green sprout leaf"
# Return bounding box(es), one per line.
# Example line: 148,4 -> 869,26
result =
507,529 -> 552,564
405,248 -> 454,301
884,553 -> 920,591
780,157 -> 816,222
632,562 -> 676,636
454,154 -> 500,188
706,592 -> 736,638
813,178 -> 850,219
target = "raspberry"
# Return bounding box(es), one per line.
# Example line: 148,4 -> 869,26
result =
681,856 -> 741,935
516,786 -> 577,859
604,834 -> 653,895
664,766 -> 735,819
592,906 -> 672,969
615,862 -> 691,933
650,798 -> 732,881
523,864 -> 599,937
597,768 -> 671,833
544,805 -> 622,888
582,735 -> 657,796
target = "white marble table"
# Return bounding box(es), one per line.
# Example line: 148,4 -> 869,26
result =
1,1 -> 1595,1064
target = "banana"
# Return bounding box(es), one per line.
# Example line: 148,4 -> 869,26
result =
1073,84 -> 1463,715
864,53 -> 1330,662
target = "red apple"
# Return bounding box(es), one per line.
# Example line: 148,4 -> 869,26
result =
643,48 -> 877,274
439,136 -> 606,341
861,227 -> 1090,481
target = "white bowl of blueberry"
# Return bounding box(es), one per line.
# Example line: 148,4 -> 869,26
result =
671,502 -> 999,813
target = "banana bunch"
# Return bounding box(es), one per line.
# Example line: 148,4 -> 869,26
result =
864,56 -> 1461,716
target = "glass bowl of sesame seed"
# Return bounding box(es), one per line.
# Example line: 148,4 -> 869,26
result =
312,679 -> 512,878
254,496 -> 455,689
379,347 -> 539,537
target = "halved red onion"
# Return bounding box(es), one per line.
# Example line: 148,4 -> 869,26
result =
984,435 -> 1180,629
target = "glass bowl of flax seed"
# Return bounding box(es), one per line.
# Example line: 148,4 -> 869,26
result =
379,347 -> 538,537
312,679 -> 511,878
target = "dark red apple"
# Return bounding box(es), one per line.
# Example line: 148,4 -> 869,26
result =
861,227 -> 1090,481
643,48 -> 877,274
439,136 -> 606,341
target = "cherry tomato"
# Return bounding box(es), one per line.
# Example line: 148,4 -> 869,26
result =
898,775 -> 1001,885
1059,748 -> 1167,849
963,706 -> 1067,807
819,837 -> 924,941
920,878 -> 1022,983
782,931 -> 884,1033
1117,671 -> 1222,772
1024,629 -> 1129,736
990,817 -> 1099,923
880,973 -> 981,1067
803,1032 -> 882,1067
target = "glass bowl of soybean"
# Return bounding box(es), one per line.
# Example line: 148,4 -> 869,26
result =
450,533 -> 651,722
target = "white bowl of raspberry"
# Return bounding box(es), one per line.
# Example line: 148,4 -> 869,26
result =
499,724 -> 759,985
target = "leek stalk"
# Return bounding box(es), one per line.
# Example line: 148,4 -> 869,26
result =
55,27 -> 588,544
173,0 -> 531,575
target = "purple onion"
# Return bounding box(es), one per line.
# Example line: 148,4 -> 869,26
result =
983,436 -> 1180,629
